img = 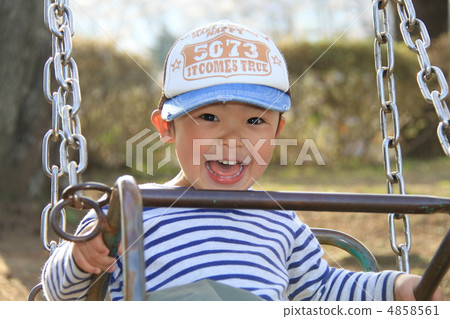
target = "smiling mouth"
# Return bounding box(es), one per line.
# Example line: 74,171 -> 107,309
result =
206,160 -> 245,179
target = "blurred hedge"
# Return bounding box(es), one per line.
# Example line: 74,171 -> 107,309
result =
74,36 -> 449,172
75,40 -> 161,169
279,35 -> 449,166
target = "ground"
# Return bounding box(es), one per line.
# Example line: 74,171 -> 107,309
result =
1,161 -> 449,301
0,201 -> 48,301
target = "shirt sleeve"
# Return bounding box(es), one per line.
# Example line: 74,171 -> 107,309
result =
286,217 -> 403,301
41,212 -> 98,301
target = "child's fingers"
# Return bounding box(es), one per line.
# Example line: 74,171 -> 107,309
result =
89,233 -> 111,255
82,246 -> 116,272
72,244 -> 102,274
77,246 -> 117,274
88,235 -> 119,273
72,234 -> 117,274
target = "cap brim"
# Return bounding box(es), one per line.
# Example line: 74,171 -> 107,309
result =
161,83 -> 290,121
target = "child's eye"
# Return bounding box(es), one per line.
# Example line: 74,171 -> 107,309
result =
247,117 -> 264,125
200,113 -> 219,122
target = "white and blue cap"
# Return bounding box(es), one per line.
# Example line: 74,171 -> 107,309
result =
160,21 -> 291,121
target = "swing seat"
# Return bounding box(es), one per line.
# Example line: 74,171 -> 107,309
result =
145,279 -> 263,301
87,175 -> 386,300
46,174 -> 448,301
84,174 -> 450,300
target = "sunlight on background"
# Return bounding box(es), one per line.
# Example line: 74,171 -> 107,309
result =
71,0 -> 375,54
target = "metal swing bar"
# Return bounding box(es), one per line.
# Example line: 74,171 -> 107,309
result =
140,188 -> 450,215
414,228 -> 450,301
86,177 -> 145,301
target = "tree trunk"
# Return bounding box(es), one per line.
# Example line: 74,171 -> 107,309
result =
391,0 -> 448,40
413,0 -> 448,39
0,0 -> 51,200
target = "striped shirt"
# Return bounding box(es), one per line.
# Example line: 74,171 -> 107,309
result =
41,183 -> 401,301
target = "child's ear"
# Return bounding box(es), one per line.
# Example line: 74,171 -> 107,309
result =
275,115 -> 286,138
151,109 -> 175,143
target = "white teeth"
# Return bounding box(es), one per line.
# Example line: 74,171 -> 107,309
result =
220,160 -> 237,165
206,161 -> 244,178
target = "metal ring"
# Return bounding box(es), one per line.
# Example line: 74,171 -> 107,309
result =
28,284 -> 43,301
61,182 -> 113,207
50,196 -> 106,242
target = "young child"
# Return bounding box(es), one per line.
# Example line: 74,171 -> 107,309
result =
41,21 -> 442,301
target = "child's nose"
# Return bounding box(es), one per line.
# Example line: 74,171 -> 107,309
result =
220,123 -> 245,147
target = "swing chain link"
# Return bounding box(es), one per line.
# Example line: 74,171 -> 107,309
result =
41,0 -> 88,253
373,0 -> 411,273
31,0 -> 89,300
394,0 -> 450,156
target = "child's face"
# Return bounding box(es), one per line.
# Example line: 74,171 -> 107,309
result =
154,102 -> 284,190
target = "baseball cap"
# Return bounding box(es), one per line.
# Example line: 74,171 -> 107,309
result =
159,21 -> 291,121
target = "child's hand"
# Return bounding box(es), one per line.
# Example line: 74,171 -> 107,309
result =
71,221 -> 122,274
394,274 -> 443,301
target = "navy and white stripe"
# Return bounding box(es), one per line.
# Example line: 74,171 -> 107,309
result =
41,241 -> 92,300
41,183 -> 401,301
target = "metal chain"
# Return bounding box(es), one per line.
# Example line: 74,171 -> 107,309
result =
30,0 -> 88,300
372,0 -> 411,273
393,0 -> 450,156
41,0 -> 87,253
